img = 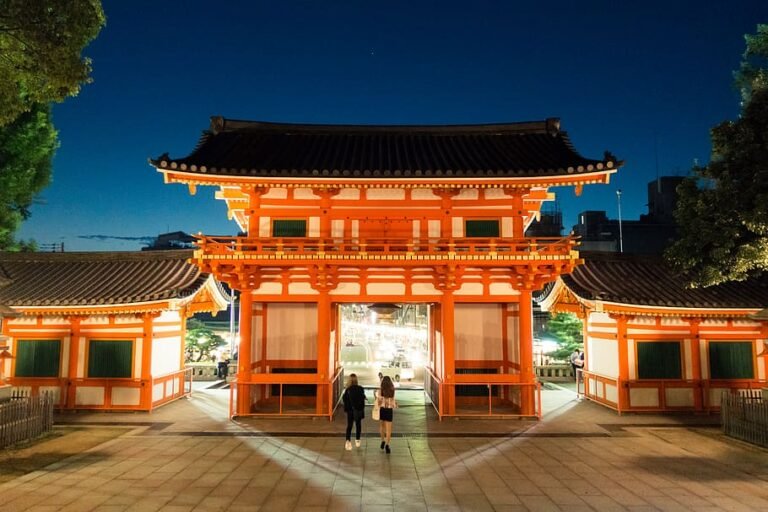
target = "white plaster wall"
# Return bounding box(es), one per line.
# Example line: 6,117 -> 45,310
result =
332,219 -> 344,238
76,387 -> 104,406
506,306 -> 520,367
412,189 -> 437,200
428,220 -> 441,238
366,283 -> 406,295
262,187 -> 288,199
455,304 -> 502,361
666,388 -> 694,407
151,336 -> 181,376
259,216 -> 271,237
111,387 -> 141,406
330,283 -> 361,295
501,217 -> 513,238
455,283 -> 484,296
367,189 -> 405,200
588,336 -> 618,378
266,303 -> 318,361
308,217 -> 320,237
627,340 -> 636,379
336,188 -> 360,200
294,188 -> 316,200
412,283 -> 440,295
629,388 -> 658,407
457,189 -> 479,200
452,217 -> 463,237
135,338 -> 143,378
253,282 -> 283,295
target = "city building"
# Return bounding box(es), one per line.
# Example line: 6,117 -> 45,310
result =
538,251 -> 768,413
0,250 -> 228,411
572,176 -> 683,254
151,117 -> 621,418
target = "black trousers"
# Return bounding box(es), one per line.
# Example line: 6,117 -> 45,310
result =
345,412 -> 362,441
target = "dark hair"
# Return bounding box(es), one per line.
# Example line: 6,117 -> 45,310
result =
347,373 -> 358,388
380,376 -> 395,398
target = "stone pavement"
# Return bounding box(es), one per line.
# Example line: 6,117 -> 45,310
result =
1,384 -> 767,512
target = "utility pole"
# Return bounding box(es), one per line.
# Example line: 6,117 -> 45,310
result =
616,189 -> 624,253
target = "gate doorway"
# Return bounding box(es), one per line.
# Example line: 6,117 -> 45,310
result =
339,304 -> 429,389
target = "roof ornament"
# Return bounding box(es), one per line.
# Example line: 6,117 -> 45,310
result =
210,116 -> 225,135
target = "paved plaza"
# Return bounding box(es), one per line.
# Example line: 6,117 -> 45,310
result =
1,384 -> 767,512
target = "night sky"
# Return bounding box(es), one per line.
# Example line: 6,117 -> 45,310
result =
16,1 -> 767,251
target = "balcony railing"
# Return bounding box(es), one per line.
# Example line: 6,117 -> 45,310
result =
195,235 -> 578,262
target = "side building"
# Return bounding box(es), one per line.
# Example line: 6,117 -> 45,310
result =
538,252 -> 768,412
0,250 -> 229,411
151,117 -> 622,419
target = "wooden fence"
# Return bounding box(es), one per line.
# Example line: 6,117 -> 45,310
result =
721,390 -> 768,448
0,391 -> 55,450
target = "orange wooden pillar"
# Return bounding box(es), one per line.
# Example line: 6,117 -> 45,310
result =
441,291 -> 455,415
316,292 -> 331,414
518,290 -> 535,416
237,289 -> 253,415
65,316 -> 82,409
615,315 -> 629,412
688,319 -> 703,411
140,313 -> 154,410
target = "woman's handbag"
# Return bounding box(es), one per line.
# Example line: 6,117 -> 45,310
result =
371,400 -> 380,421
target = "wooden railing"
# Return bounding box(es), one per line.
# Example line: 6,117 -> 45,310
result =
0,391 -> 54,449
150,368 -> 193,410
581,370 -> 768,413
195,235 -> 578,261
721,389 -> 768,448
229,367 -> 345,420
424,367 -> 541,419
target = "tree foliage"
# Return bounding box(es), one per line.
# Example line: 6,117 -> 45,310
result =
666,24 -> 768,287
544,313 -> 583,361
0,104 -> 58,250
185,318 -> 227,363
0,0 -> 105,126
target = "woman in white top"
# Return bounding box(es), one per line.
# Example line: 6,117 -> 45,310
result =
376,375 -> 397,453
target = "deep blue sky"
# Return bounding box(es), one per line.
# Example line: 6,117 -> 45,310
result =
17,1 -> 767,251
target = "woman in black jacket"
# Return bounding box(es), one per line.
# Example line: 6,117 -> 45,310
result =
342,373 -> 367,450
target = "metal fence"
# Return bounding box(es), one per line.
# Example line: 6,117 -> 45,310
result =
721,390 -> 768,448
0,391 -> 55,450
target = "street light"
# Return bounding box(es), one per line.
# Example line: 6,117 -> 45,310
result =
616,189 -> 624,253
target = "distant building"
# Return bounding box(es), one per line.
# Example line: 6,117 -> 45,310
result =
525,205 -> 563,237
142,231 -> 197,251
572,176 -> 683,254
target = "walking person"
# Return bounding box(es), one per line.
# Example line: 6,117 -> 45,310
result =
376,375 -> 397,454
342,373 -> 367,450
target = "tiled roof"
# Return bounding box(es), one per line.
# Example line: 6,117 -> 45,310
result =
151,117 -> 620,179
0,250 -> 210,307
558,252 -> 768,309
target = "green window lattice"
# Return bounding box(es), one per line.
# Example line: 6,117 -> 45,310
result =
88,340 -> 133,378
15,340 -> 61,377
637,341 -> 682,379
465,220 -> 500,237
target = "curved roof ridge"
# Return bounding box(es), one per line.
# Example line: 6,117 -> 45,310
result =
208,116 -> 560,135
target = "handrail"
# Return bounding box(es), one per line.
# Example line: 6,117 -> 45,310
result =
195,235 -> 578,260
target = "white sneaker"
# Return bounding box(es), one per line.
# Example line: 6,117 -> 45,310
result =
345,441 -> 352,451
355,440 -> 361,448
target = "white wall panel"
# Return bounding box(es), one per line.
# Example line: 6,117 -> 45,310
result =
455,304 -> 502,361
266,303 -> 318,360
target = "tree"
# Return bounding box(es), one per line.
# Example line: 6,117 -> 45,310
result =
0,0 -> 106,126
0,1 -> 104,249
0,104 -> 57,250
666,24 -> 768,287
185,319 -> 227,363
544,313 -> 583,361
